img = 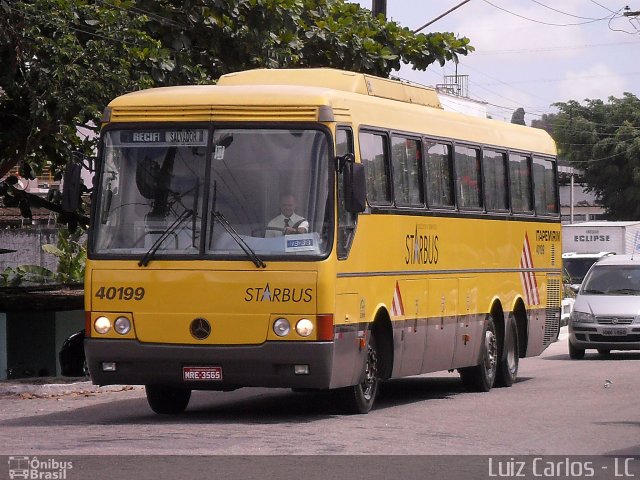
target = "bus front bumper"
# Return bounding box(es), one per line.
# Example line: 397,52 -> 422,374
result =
85,338 -> 334,390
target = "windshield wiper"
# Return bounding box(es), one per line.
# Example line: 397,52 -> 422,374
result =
212,210 -> 266,268
608,288 -> 640,295
581,289 -> 605,294
138,209 -> 193,267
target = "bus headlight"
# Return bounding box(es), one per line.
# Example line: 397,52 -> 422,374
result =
114,316 -> 132,335
295,318 -> 314,337
94,316 -> 111,334
273,318 -> 291,337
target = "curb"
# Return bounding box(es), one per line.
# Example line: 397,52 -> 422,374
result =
0,381 -> 141,397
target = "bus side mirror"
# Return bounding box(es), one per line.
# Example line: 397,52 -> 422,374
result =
343,161 -> 366,213
61,161 -> 82,213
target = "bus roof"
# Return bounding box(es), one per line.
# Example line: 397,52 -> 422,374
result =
106,68 -> 556,156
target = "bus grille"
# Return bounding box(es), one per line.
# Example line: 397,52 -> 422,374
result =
543,276 -> 561,346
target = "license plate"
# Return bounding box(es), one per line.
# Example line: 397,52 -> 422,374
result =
601,328 -> 627,336
183,366 -> 222,381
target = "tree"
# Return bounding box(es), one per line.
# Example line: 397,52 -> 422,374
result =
510,107 -> 525,125
531,112 -> 557,136
0,0 -> 174,179
0,0 -> 473,178
552,93 -> 640,219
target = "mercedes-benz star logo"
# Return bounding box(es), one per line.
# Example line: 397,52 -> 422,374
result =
190,318 -> 211,340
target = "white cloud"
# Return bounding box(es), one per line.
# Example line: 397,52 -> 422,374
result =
556,64 -> 629,102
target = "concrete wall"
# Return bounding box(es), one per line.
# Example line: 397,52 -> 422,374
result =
0,228 -> 59,272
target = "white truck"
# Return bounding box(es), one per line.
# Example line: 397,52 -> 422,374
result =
562,221 -> 640,255
561,221 -> 640,324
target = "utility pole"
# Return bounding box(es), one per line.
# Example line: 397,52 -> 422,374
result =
622,6 -> 640,16
372,0 -> 386,19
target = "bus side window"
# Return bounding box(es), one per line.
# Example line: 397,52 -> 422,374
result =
454,145 -> 482,210
509,153 -> 533,213
359,131 -> 391,206
425,141 -> 454,208
337,128 -> 357,259
532,156 -> 558,215
483,149 -> 509,211
391,136 -> 424,207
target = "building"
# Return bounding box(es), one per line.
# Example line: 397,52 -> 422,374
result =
558,162 -> 605,224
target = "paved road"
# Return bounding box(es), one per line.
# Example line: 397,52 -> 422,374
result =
1,328 -> 638,459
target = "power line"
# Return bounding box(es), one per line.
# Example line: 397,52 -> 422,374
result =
481,0 -> 616,26
413,0 -> 472,33
527,0 -> 610,20
473,39 -> 640,56
588,0 -> 620,15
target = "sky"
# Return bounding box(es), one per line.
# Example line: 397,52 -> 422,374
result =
354,0 -> 640,123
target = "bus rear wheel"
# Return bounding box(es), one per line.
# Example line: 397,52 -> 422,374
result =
459,315 -> 498,392
145,385 -> 191,414
495,317 -> 519,387
338,333 -> 379,414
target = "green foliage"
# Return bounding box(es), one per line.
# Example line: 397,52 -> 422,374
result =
0,0 -> 473,176
510,107 -> 525,126
0,265 -> 56,286
0,0 -> 169,177
43,226 -> 87,283
530,113 -> 557,136
0,227 -> 86,286
553,93 -> 640,219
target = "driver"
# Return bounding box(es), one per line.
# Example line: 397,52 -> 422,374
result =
265,193 -> 309,237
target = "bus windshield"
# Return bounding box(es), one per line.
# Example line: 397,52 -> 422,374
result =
93,127 -> 332,260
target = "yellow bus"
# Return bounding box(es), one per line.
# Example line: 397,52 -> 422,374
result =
84,68 -> 562,414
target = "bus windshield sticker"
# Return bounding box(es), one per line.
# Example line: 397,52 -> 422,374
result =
119,129 -> 207,146
285,234 -> 315,252
214,145 -> 225,160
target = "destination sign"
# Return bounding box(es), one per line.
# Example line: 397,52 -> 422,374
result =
118,129 -> 207,146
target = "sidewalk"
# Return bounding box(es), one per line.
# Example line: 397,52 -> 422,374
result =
0,376 -> 139,397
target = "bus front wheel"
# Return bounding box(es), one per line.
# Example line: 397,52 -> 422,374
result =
145,385 -> 191,414
338,333 -> 379,414
459,315 -> 498,392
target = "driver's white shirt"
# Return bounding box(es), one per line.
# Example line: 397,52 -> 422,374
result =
265,213 -> 309,237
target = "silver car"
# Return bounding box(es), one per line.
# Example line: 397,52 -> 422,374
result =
569,254 -> 640,359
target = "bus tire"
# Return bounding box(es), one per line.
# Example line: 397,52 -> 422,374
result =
337,333 -> 379,414
568,340 -> 585,360
145,385 -> 191,414
495,317 -> 519,387
458,315 -> 498,392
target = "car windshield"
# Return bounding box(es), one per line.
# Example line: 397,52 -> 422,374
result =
563,258 -> 600,285
581,265 -> 640,295
93,127 -> 332,260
